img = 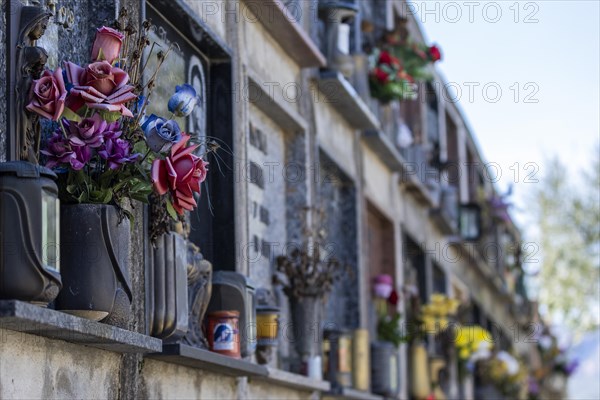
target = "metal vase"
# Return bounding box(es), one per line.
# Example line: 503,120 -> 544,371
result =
371,341 -> 400,397
0,161 -> 61,305
55,204 -> 132,326
290,295 -> 324,376
148,232 -> 189,342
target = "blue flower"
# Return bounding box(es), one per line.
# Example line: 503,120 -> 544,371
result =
168,84 -> 198,117
142,114 -> 182,152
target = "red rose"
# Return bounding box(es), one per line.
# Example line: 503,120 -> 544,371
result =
91,26 -> 125,65
378,51 -> 393,65
151,134 -> 209,214
388,289 -> 399,306
429,45 -> 442,62
65,61 -> 136,117
26,68 -> 67,121
372,67 -> 389,83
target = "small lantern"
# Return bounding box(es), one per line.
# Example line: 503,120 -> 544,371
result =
319,0 -> 359,78
459,203 -> 481,241
255,288 -> 280,365
324,328 -> 353,390
0,161 -> 61,304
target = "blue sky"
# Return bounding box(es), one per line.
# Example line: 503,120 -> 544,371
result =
412,0 -> 599,225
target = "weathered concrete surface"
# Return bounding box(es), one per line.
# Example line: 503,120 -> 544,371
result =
0,329 -> 121,399
247,380 -> 317,400
183,0 -> 228,41
141,358 -> 238,399
241,2 -> 301,114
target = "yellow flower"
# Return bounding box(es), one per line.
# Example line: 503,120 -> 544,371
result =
459,347 -> 470,359
454,325 -> 494,359
439,318 -> 449,330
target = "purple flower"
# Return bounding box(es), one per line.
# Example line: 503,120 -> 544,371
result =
565,360 -> 579,375
168,84 -> 197,117
71,145 -> 92,171
142,114 -> 182,152
67,114 -> 106,148
102,120 -> 122,140
98,138 -> 140,169
41,131 -> 90,171
41,132 -> 75,169
528,377 -> 540,394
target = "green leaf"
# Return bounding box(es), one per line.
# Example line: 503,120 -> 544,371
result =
89,189 -> 113,204
133,140 -> 149,155
166,198 -> 178,221
98,110 -> 122,123
60,107 -> 82,122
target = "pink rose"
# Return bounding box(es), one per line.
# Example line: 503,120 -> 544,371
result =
91,26 -> 124,65
151,134 -> 209,215
26,68 -> 67,121
65,61 -> 136,117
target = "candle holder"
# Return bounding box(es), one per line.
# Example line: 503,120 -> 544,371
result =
255,288 -> 280,365
324,328 -> 354,390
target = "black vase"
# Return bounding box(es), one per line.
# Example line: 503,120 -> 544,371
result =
147,232 -> 188,342
0,161 -> 62,305
55,204 -> 132,326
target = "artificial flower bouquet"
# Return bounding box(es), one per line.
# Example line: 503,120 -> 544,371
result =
479,351 -> 527,398
27,11 -> 211,230
368,40 -> 441,103
372,274 -> 405,346
368,48 -> 417,103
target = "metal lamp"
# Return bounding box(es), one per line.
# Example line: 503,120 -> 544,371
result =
0,161 -> 61,305
319,0 -> 359,78
459,203 -> 481,241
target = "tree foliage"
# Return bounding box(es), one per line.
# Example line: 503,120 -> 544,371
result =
532,150 -> 600,332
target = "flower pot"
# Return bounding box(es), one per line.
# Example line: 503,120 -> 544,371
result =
370,341 -> 399,397
55,204 -> 132,325
148,232 -> 188,342
0,161 -> 61,305
410,342 -> 431,399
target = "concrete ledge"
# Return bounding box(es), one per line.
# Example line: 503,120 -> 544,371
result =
148,343 -> 269,377
324,387 -> 384,400
362,130 -> 405,171
242,0 -> 326,68
256,367 -> 331,392
430,208 -> 457,235
317,70 -> 381,131
247,69 -> 308,132
0,300 -> 162,353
